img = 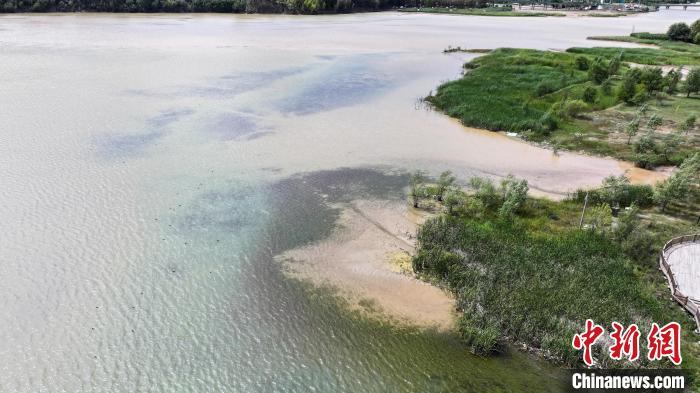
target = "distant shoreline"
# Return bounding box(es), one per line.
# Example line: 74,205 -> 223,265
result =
0,6 -> 636,16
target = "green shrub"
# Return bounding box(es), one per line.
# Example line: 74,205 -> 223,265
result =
469,177 -> 500,209
588,58 -> 609,84
608,52 -> 622,75
582,86 -> 597,103
539,111 -> 558,133
693,33 -> 700,45
691,19 -> 700,39
563,99 -> 589,118
498,175 -> 529,220
569,182 -> 653,208
668,22 -> 692,42
575,56 -> 590,71
535,81 -> 557,97
685,67 -> 700,97
640,67 -> 663,93
630,32 -> 668,40
617,73 -> 638,104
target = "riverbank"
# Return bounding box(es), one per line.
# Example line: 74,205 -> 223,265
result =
398,7 -> 565,17
276,198 -> 457,330
399,6 -> 635,18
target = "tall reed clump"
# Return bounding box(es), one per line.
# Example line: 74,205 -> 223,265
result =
413,216 -> 666,365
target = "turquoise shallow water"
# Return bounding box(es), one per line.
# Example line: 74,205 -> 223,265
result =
1,11 -> 698,392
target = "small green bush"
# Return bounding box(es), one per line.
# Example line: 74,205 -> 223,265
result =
575,56 -> 589,71
563,99 -> 589,118
582,86 -> 597,103
668,22 -> 692,42
535,81 -> 557,97
539,111 -> 558,133
588,58 -> 609,84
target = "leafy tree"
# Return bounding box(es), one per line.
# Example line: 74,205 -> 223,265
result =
633,132 -> 659,168
469,177 -> 499,210
409,170 -> 426,208
659,133 -> 681,163
691,19 -> 700,38
498,175 -> 528,220
685,68 -> 700,97
436,170 -> 456,202
668,22 -> 692,42
600,174 -> 631,207
302,0 -> 323,12
636,103 -> 649,117
664,68 -> 681,94
634,132 -> 657,154
617,72 -> 638,104
612,203 -> 640,242
608,52 -> 623,75
681,114 -> 696,135
625,117 -> 640,144
653,153 -> 700,211
647,114 -> 663,131
582,86 -> 597,104
443,189 -> 465,215
588,58 -> 609,84
640,67 -> 663,94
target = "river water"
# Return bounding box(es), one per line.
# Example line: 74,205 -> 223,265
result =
1,10 -> 697,392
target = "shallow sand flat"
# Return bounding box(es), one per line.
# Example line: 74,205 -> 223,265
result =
276,199 -> 456,330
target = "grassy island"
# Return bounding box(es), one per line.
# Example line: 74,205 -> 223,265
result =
428,22 -> 700,169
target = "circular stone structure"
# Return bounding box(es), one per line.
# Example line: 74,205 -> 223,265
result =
660,234 -> 700,330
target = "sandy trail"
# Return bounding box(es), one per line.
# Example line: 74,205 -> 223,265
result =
276,199 -> 456,330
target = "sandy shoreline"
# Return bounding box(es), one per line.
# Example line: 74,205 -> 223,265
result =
275,198 -> 457,331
